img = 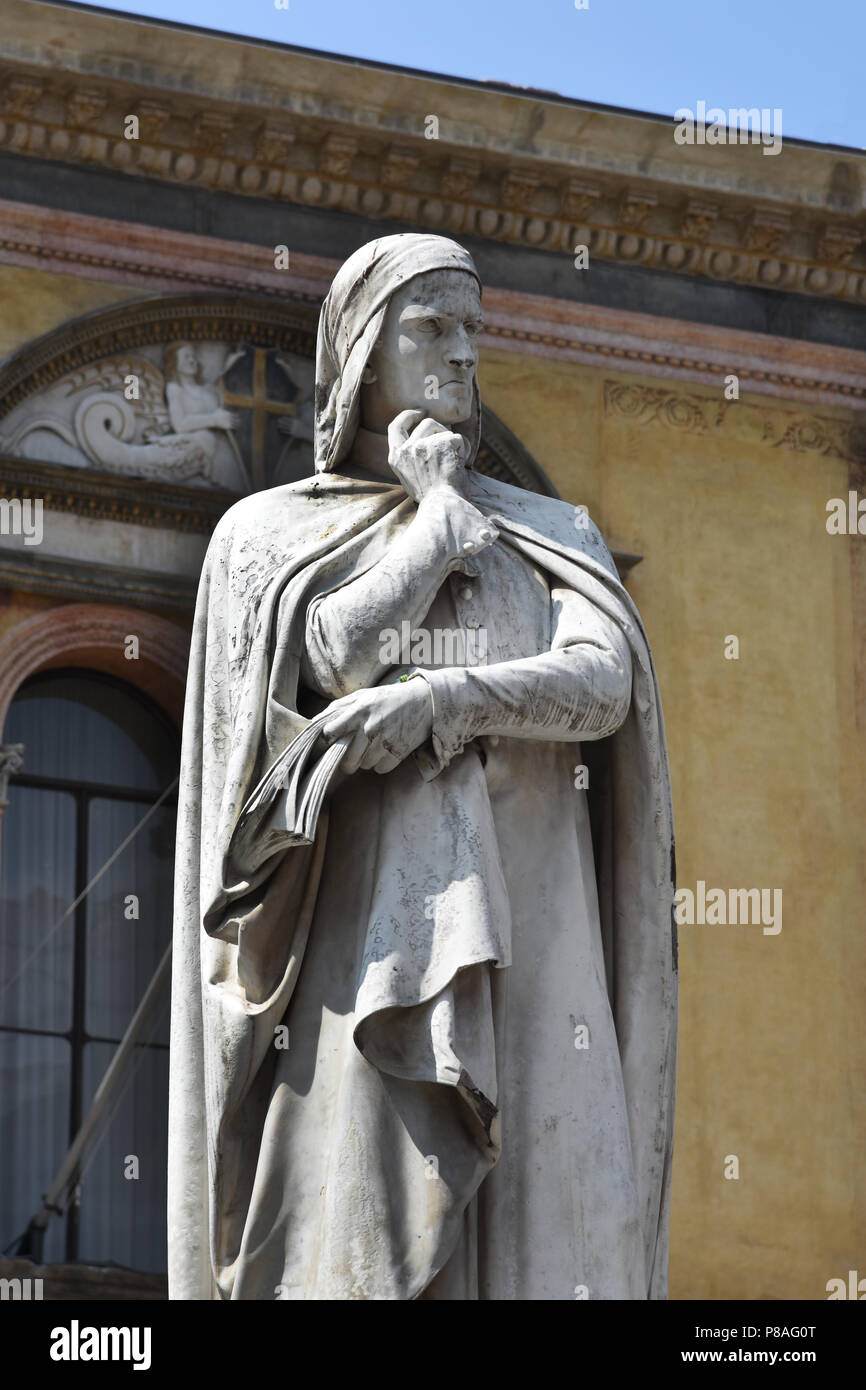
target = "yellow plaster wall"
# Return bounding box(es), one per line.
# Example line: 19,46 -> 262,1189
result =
480,349 -> 866,1300
0,266 -> 144,361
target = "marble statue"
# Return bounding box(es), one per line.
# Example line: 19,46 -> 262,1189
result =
168,233 -> 677,1300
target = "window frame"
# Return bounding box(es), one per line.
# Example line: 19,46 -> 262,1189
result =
1,667 -> 178,1263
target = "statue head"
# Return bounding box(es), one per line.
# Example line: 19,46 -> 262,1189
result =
164,342 -> 200,384
314,234 -> 483,474
359,267 -> 482,435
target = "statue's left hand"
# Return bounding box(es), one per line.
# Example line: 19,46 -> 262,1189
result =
319,679 -> 433,775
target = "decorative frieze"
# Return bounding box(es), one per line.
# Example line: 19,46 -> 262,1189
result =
561,179 -> 601,223
381,145 -> 420,189
319,133 -> 357,178
1,203 -> 864,414
501,170 -> 539,211
65,88 -> 108,131
680,201 -> 719,243
1,76 -> 42,118
742,210 -> 792,255
0,456 -> 235,533
441,157 -> 481,201
138,101 -> 171,142
816,224 -> 862,268
0,44 -> 863,306
618,192 -> 657,232
193,111 -> 234,156
603,381 -> 866,462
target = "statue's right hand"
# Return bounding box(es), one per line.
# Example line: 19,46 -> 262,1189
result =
320,679 -> 433,775
387,410 -> 470,502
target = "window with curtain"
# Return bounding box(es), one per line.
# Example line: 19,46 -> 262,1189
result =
0,670 -> 178,1273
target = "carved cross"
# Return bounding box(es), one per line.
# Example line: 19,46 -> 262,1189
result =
222,348 -> 298,490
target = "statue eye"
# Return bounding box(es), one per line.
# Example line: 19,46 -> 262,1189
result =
417,316 -> 440,332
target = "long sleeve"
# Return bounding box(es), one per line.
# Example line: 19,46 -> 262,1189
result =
301,488 -> 499,699
414,585 -> 632,774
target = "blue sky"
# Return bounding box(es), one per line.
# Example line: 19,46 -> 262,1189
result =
73,0 -> 862,149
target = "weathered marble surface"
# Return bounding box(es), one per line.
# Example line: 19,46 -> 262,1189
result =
168,234 -> 677,1300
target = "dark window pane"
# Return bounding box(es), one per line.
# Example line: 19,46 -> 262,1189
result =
86,799 -> 174,1043
78,1041 -> 169,1274
0,1033 -> 69,1264
2,670 -> 179,1275
4,672 -> 177,791
0,785 -> 75,1032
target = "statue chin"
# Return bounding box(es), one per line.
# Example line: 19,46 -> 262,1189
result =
434,389 -> 473,423
417,403 -> 472,428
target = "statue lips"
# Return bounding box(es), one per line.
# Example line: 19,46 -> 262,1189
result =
439,378 -> 473,410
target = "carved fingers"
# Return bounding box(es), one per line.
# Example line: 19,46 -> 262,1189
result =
387,410 -> 469,502
320,681 -> 433,775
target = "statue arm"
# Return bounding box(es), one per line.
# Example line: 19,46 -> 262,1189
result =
412,586 -> 632,773
300,489 -> 499,698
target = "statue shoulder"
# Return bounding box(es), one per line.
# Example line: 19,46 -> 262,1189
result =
212,483 -> 292,543
208,473 -> 392,574
466,471 -> 617,576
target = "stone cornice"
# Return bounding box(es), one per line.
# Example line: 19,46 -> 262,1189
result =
0,456 -> 235,533
1,1 -> 865,305
2,200 -> 865,413
0,548 -> 197,611
481,286 -> 866,409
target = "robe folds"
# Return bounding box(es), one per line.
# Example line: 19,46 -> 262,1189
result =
167,464 -> 678,1301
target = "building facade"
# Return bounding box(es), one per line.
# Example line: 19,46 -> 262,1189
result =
0,0 -> 864,1299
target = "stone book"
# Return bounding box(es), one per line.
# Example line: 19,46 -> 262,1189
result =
237,717 -> 349,858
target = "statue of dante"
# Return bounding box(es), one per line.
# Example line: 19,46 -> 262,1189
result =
168,234 -> 677,1301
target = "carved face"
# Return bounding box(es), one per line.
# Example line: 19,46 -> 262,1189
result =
176,344 -> 199,377
360,269 -> 482,433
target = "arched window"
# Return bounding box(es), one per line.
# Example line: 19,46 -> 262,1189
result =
0,670 -> 178,1273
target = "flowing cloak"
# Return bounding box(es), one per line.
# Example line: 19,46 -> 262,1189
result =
167,463 -> 678,1300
